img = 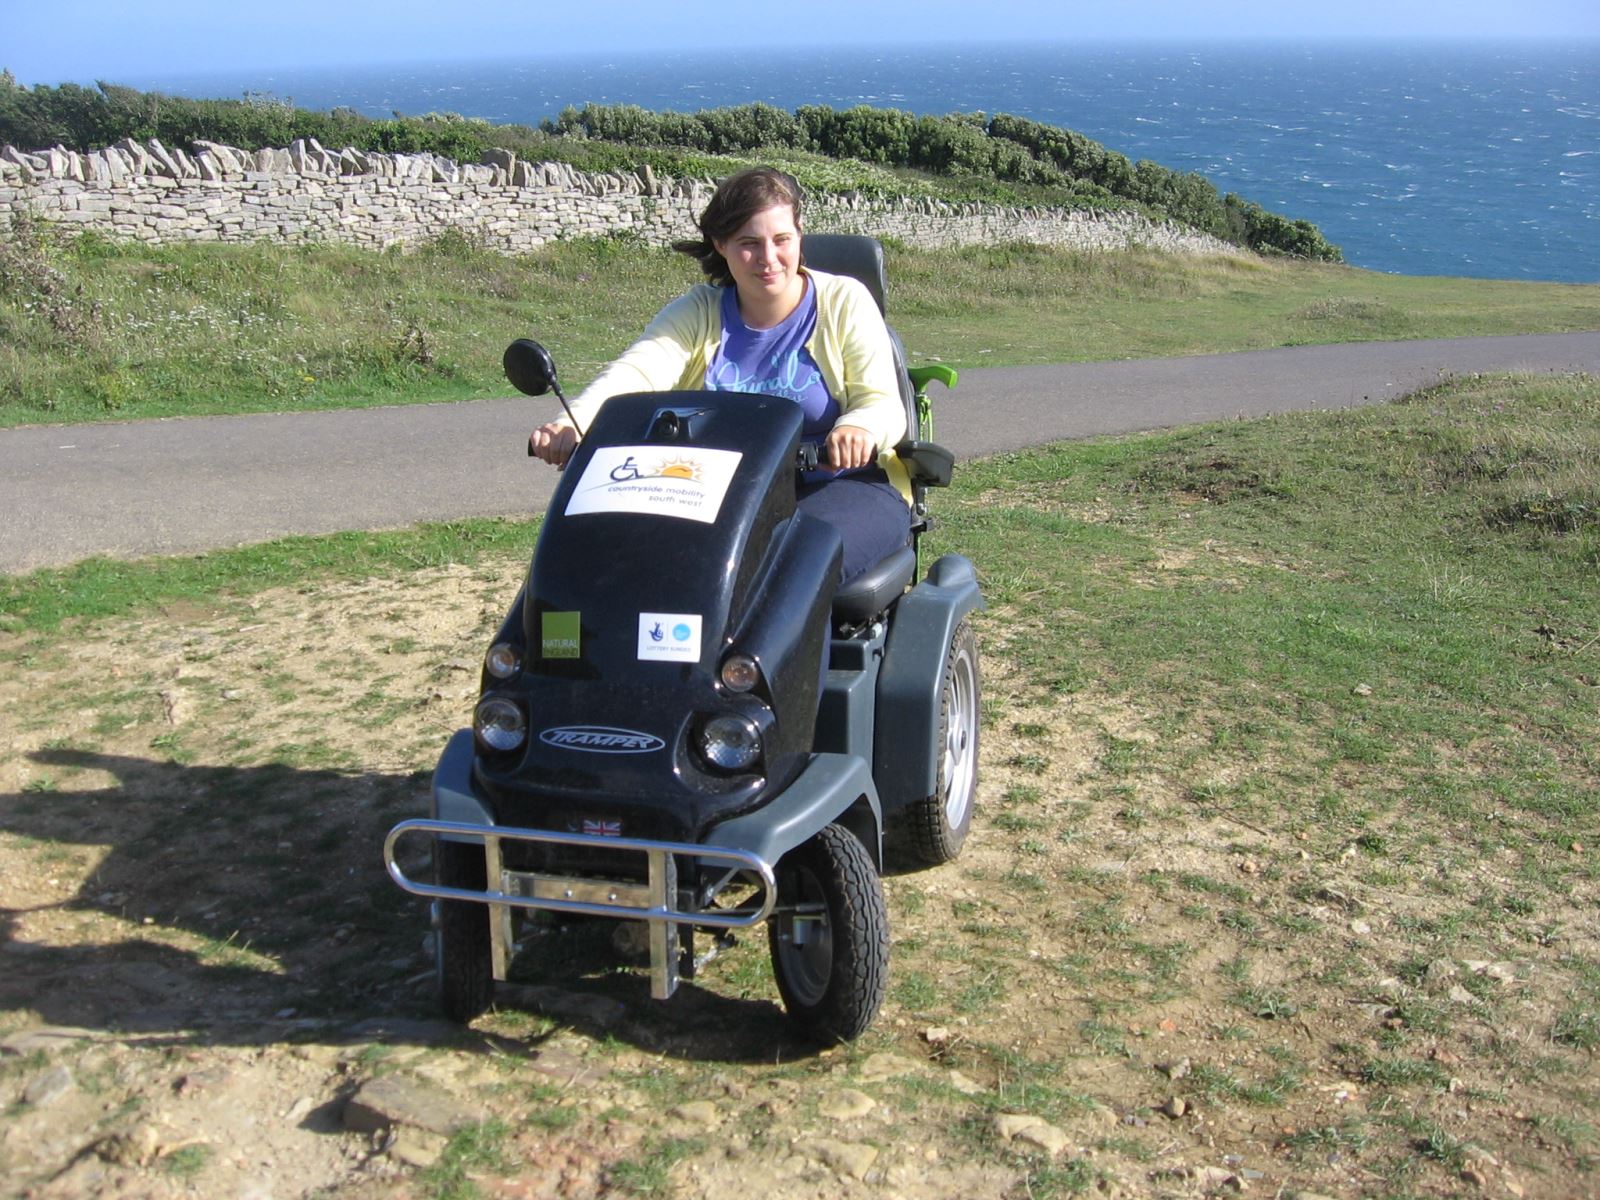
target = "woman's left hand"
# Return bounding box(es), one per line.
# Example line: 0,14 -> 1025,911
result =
825,425 -> 877,471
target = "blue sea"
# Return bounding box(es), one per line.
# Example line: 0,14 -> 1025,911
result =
129,40 -> 1600,283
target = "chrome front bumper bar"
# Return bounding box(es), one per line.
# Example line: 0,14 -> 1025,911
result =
383,818 -> 778,1000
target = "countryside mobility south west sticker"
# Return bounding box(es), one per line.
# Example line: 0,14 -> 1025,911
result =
565,446 -> 742,524
638,613 -> 702,663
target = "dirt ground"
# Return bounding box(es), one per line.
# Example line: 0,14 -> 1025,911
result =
1,558 -> 1594,1199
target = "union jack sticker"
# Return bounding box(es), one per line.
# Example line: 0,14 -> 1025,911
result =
582,819 -> 623,838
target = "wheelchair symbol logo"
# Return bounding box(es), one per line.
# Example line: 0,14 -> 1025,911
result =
608,455 -> 703,483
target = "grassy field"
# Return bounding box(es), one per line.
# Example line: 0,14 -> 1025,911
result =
1,373 -> 1595,1198
891,243 -> 1600,367
3,182 -> 1598,1194
2,215 -> 1597,427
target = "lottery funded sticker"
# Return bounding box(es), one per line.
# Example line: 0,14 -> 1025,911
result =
638,613 -> 702,662
541,610 -> 581,659
565,446 -> 742,525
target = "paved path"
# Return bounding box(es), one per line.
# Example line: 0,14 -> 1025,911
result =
2,331 -> 1596,575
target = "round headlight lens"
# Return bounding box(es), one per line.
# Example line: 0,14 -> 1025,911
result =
485,643 -> 522,680
720,654 -> 759,693
698,714 -> 763,772
474,697 -> 526,752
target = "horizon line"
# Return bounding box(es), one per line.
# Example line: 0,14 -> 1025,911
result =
11,33 -> 1600,90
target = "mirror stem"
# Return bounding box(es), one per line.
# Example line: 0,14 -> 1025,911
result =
552,383 -> 584,442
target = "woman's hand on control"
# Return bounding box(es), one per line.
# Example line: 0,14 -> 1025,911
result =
528,422 -> 578,467
824,425 -> 876,471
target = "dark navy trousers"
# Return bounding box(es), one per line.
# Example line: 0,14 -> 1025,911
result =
796,468 -> 912,586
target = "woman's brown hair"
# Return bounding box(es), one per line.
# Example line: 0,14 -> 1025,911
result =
673,167 -> 804,287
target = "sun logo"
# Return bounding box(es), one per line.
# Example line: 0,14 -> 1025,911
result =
654,456 -> 702,481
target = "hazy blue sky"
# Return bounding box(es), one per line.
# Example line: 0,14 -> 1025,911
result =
6,0 -> 1599,86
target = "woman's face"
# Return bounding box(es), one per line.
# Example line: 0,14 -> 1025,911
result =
713,203 -> 803,316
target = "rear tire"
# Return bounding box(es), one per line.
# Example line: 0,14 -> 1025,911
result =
769,823 -> 888,1044
435,840 -> 494,1023
906,618 -> 979,864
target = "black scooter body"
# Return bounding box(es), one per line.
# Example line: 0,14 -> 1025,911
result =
476,391 -> 840,847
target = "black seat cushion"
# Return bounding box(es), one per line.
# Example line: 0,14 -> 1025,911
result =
832,545 -> 917,625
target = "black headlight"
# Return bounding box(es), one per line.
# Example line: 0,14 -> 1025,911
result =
474,696 -> 526,752
696,713 -> 763,772
484,642 -> 523,680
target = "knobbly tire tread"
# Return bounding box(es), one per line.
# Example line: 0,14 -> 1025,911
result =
906,618 -> 979,865
435,840 -> 494,1023
770,823 -> 889,1044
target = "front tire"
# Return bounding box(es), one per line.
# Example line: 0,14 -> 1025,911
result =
435,840 -> 494,1023
905,618 -> 980,864
769,823 -> 888,1044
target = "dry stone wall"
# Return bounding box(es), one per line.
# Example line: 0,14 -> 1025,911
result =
0,137 -> 1237,259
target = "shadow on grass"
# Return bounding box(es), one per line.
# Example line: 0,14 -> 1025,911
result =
0,750 -> 822,1063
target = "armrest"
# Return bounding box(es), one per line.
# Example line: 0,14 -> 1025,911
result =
897,440 -> 955,488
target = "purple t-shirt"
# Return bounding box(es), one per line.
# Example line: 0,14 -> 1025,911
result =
706,281 -> 840,439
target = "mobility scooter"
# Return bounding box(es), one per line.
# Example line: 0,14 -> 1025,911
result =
384,236 -> 982,1042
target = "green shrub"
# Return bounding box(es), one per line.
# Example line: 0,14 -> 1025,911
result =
547,100 -> 1340,259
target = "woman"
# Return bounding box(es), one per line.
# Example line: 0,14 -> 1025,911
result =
528,167 -> 912,585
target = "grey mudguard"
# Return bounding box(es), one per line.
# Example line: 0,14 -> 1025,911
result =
432,729 -> 493,834
873,554 -> 985,816
703,752 -> 882,870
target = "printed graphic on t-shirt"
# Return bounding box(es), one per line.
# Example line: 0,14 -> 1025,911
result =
706,353 -> 825,408
707,284 -> 839,435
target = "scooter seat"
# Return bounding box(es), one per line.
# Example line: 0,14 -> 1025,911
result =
832,545 -> 918,625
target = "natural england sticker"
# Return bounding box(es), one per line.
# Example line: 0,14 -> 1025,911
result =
541,611 -> 581,659
565,446 -> 742,524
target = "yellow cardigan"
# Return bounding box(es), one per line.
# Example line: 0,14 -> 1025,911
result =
560,268 -> 911,503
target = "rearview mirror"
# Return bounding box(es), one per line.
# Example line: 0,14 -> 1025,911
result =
503,339 -> 558,397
